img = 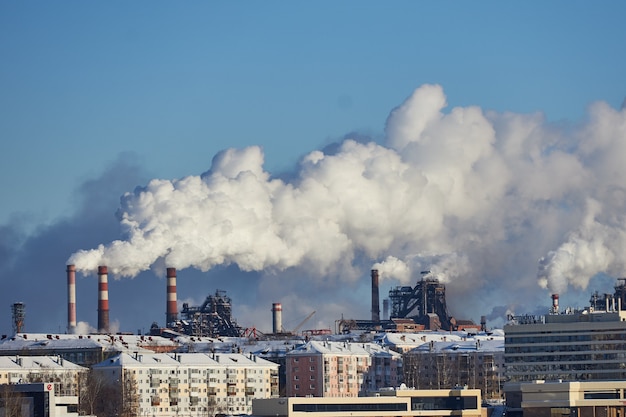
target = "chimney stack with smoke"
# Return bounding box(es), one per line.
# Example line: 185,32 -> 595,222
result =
166,267 -> 178,325
371,269 -> 380,323
67,265 -> 77,334
272,302 -> 282,334
551,293 -> 559,314
97,266 -> 110,333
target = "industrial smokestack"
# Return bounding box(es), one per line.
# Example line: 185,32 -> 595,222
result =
551,293 -> 559,314
272,303 -> 282,334
97,266 -> 110,333
166,267 -> 178,325
382,299 -> 389,321
371,269 -> 380,322
67,265 -> 77,334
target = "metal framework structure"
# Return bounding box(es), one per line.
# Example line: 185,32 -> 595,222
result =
388,276 -> 454,330
176,290 -> 243,337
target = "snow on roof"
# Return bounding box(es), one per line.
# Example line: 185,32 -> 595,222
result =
288,340 -> 402,358
0,355 -> 86,370
0,333 -> 178,353
92,352 -> 279,369
409,338 -> 504,354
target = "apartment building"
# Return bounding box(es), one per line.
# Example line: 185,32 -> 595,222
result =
285,340 -> 403,397
92,352 -> 278,417
0,355 -> 86,396
403,338 -> 505,400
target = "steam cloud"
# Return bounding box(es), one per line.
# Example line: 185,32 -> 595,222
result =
68,84 -> 626,307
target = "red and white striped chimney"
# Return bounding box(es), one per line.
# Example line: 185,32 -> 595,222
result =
166,267 -> 178,325
272,302 -> 282,334
551,293 -> 559,314
97,266 -> 110,333
67,265 -> 77,334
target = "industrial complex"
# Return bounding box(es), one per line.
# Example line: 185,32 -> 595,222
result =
4,265 -> 626,417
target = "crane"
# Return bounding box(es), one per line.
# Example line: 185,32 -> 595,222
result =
290,311 -> 316,335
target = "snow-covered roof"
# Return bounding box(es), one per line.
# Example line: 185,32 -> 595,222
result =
287,340 -> 402,358
409,338 -> 505,354
92,352 -> 279,369
0,333 -> 179,353
0,355 -> 86,370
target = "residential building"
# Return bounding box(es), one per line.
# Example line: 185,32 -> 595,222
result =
0,355 -> 86,397
0,333 -> 179,366
253,387 -> 484,417
403,337 -> 505,400
285,340 -> 403,397
91,352 -> 279,417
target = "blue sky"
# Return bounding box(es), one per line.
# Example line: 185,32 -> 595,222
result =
1,2 -> 626,335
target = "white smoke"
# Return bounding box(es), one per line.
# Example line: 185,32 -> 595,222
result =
68,84 -> 626,314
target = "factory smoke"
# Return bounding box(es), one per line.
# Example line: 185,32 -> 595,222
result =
66,85 -> 626,316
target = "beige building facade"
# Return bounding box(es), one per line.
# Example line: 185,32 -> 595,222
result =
92,352 -> 278,416
253,387 -> 484,417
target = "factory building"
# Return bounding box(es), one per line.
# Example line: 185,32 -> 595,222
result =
285,340 -> 403,397
91,352 -> 279,417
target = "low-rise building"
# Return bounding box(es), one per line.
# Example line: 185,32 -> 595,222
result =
253,387 -> 484,417
505,380 -> 626,417
0,382 -> 89,417
91,352 -> 279,417
285,340 -> 403,397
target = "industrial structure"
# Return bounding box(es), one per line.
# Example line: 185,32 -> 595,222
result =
173,289 -> 243,337
337,270 -> 479,333
11,302 -> 25,334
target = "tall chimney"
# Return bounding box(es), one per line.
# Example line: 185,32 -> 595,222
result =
97,266 -> 110,333
551,293 -> 559,314
67,265 -> 77,334
382,299 -> 389,321
272,303 -> 282,334
371,269 -> 380,323
166,267 -> 178,325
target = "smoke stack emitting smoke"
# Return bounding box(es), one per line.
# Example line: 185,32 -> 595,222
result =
66,84 -> 626,321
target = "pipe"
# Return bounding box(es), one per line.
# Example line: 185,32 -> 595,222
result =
166,267 -> 178,325
551,293 -> 559,314
67,265 -> 77,334
371,269 -> 380,323
97,266 -> 110,333
272,303 -> 282,334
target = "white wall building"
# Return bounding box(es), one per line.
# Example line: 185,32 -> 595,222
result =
92,352 -> 279,416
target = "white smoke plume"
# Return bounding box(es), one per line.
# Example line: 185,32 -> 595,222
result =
68,84 -> 626,320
